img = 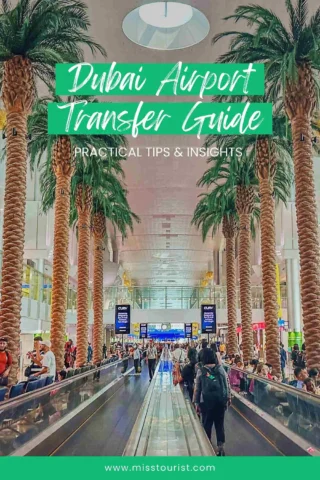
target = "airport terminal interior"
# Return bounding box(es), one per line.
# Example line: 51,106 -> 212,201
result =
0,0 -> 320,457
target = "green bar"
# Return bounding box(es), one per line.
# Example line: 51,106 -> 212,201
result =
55,63 -> 265,96
48,101 -> 272,136
1,458 -> 320,477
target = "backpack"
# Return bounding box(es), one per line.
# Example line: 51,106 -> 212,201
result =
200,365 -> 228,407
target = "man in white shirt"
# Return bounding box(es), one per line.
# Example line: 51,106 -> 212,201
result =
146,342 -> 157,381
172,344 -> 187,364
33,340 -> 56,380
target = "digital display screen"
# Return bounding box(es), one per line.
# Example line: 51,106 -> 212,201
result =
147,323 -> 185,339
185,323 -> 192,339
201,305 -> 216,334
140,323 -> 148,339
115,305 -> 131,334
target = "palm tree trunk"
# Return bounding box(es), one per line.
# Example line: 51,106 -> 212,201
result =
291,117 -> 320,368
285,64 -> 320,368
50,137 -> 73,371
259,178 -> 280,376
0,57 -> 34,384
225,236 -> 238,355
92,212 -> 106,364
238,213 -> 253,362
75,185 -> 92,367
222,215 -> 238,356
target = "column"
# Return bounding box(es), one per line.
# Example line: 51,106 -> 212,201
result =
286,258 -> 302,348
106,328 -> 111,352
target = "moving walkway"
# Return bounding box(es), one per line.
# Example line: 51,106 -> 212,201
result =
1,356 -> 319,456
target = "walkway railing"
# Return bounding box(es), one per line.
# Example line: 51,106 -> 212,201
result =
225,365 -> 320,452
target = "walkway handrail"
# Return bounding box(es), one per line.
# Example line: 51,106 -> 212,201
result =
225,365 -> 320,403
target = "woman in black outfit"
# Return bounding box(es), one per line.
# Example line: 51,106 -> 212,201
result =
193,348 -> 231,456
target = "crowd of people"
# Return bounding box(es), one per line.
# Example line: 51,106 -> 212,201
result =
223,342 -> 319,395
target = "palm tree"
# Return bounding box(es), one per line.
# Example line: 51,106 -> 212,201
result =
212,0 -> 320,367
205,115 -> 293,374
91,192 -> 139,364
0,0 -> 106,382
29,96 -> 125,371
192,192 -> 238,355
68,160 -> 131,367
198,154 -> 260,362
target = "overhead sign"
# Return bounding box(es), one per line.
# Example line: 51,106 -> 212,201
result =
140,323 -> 148,339
201,304 -> 217,334
185,323 -> 192,339
115,305 -> 131,334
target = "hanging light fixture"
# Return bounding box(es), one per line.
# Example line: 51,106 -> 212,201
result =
122,2 -> 210,50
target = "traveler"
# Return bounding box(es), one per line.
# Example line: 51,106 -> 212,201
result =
146,342 -> 157,381
280,343 -> 287,380
25,335 -> 44,377
291,344 -> 299,366
0,337 -> 12,387
198,339 -> 208,364
187,341 -> 198,365
289,367 -> 308,389
33,340 -> 56,380
58,370 -> 67,381
172,343 -> 187,364
133,344 -> 141,374
210,343 -> 222,365
308,368 -> 319,387
102,344 -> 107,359
265,364 -> 273,380
87,343 -> 93,363
304,377 -> 316,394
249,359 -> 258,373
121,349 -> 129,373
193,348 -> 231,456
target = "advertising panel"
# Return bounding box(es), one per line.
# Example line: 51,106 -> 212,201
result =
140,323 -> 148,339
201,305 -> 216,334
115,305 -> 131,334
184,323 -> 192,339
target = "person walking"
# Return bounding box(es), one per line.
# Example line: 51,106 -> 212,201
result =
172,343 -> 187,364
146,342 -> 157,381
87,343 -> 93,363
133,344 -> 141,374
198,339 -> 208,364
102,344 -> 107,359
193,348 -> 231,456
187,341 -> 198,365
280,343 -> 287,380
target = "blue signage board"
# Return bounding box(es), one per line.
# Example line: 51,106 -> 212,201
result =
115,304 -> 131,334
140,323 -> 148,339
147,323 -> 185,339
201,304 -> 217,334
185,323 -> 192,339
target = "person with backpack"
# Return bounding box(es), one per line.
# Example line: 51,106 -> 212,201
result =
0,337 -> 12,387
193,348 -> 231,456
291,344 -> 300,367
